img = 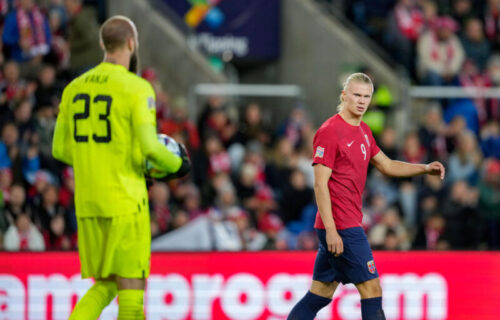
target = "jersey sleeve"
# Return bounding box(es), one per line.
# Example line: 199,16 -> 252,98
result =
368,127 -> 381,159
312,125 -> 338,169
131,79 -> 182,173
52,87 -> 73,165
131,80 -> 156,128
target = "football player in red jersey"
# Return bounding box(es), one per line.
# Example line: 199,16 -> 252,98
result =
287,73 -> 445,320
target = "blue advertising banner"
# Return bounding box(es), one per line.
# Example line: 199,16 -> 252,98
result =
162,0 -> 280,62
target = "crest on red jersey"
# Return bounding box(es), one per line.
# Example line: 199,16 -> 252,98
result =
367,260 -> 376,274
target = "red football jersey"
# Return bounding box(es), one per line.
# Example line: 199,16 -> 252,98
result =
312,114 -> 380,230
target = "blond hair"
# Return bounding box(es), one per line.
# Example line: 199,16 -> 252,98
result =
337,72 -> 374,112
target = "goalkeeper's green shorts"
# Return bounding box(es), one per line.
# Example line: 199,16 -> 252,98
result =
77,211 -> 151,279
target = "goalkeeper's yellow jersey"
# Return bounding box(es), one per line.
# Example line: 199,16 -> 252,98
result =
53,62 -> 156,218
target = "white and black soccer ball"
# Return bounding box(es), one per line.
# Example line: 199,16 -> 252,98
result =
145,134 -> 181,179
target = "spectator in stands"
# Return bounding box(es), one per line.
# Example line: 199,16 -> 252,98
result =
400,131 -> 428,164
378,127 -> 398,160
384,0 -> 424,76
34,64 -> 62,111
235,162 -> 259,211
443,115 -> 467,153
27,169 -> 53,209
447,130 -> 482,185
460,18 -> 491,71
366,170 -> 399,207
234,102 -> 272,147
0,124 -> 15,170
279,168 -> 314,225
14,99 -> 35,143
43,213 -> 76,250
202,104 -> 237,147
197,95 -> 227,139
224,204 -> 267,251
485,54 -> 500,121
4,213 -> 44,251
417,16 -> 465,85
442,180 -> 481,248
363,193 -> 389,228
458,59 -> 491,126
242,141 -> 266,185
64,0 -> 102,77
381,229 -> 400,250
193,134 -> 231,189
57,166 -> 75,232
58,167 -> 74,209
1,123 -> 23,182
483,0 -> 500,50
0,168 -> 12,203
215,180 -> 241,219
149,182 -> 170,236
47,3 -> 69,69
181,184 -> 204,220
3,183 -> 28,229
159,96 -> 200,151
253,186 -> 282,247
452,0 -> 476,30
34,104 -> 57,172
418,105 -> 448,161
2,0 -> 51,75
277,106 -> 310,149
413,212 -> 449,249
295,133 -> 315,189
0,61 -> 32,108
32,184 -> 67,233
480,121 -> 500,159
421,0 -> 439,30
369,206 -> 410,250
417,173 -> 446,219
478,159 -> 500,248
169,209 -> 189,231
265,137 -> 296,196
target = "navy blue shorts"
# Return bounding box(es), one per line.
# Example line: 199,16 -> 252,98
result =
313,227 -> 379,285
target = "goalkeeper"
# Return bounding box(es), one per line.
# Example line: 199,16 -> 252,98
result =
52,15 -> 189,320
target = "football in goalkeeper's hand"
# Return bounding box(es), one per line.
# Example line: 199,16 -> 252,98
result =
145,134 -> 191,180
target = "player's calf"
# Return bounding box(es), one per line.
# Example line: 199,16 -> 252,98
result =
360,297 -> 386,320
287,290 -> 332,320
117,277 -> 146,320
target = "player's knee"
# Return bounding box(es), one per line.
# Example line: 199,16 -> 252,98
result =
369,282 -> 383,297
117,277 -> 146,290
310,280 -> 338,298
356,278 -> 382,299
364,281 -> 382,298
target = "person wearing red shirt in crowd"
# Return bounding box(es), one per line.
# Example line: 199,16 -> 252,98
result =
287,73 -> 445,320
159,96 -> 200,151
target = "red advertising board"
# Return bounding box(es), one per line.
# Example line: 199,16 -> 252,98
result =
1,251 -> 499,319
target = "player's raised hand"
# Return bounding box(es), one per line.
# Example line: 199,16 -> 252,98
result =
326,229 -> 343,257
425,161 -> 445,180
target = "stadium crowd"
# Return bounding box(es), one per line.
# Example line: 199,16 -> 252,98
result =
0,0 -> 499,252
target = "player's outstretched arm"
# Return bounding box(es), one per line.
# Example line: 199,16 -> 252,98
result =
370,150 -> 445,180
134,123 -> 183,173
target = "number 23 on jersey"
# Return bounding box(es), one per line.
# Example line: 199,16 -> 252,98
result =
72,93 -> 113,143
